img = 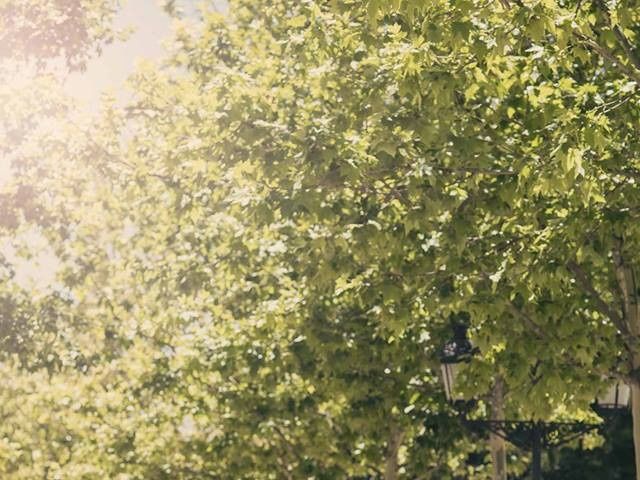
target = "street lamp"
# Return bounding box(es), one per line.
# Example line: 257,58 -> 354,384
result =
439,323 -> 477,403
436,323 -> 621,480
595,381 -> 631,410
592,380 -> 631,421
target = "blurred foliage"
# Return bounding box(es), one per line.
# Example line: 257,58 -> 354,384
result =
0,0 -> 120,69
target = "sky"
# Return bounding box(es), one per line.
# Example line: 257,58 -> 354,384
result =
64,0 -> 228,107
64,1 -> 172,106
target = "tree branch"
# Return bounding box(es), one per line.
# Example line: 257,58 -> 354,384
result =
611,235 -> 640,335
435,166 -> 517,176
505,301 -> 549,340
573,30 -> 640,83
273,424 -> 304,466
566,259 -> 632,340
593,0 -> 640,70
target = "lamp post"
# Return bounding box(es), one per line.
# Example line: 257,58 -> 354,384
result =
438,325 -> 630,480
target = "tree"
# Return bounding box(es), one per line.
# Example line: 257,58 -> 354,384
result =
0,2 -> 482,477
361,0 -> 640,476
169,0 -> 640,476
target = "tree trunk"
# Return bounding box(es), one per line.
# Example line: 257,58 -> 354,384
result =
612,235 -> 640,480
631,380 -> 640,480
489,377 -> 507,480
531,427 -> 542,480
384,423 -> 403,480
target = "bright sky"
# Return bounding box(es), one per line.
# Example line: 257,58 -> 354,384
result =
64,0 -> 228,106
64,0 -> 172,106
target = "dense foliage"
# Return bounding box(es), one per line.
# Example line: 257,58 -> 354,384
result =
1,0 -> 640,478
